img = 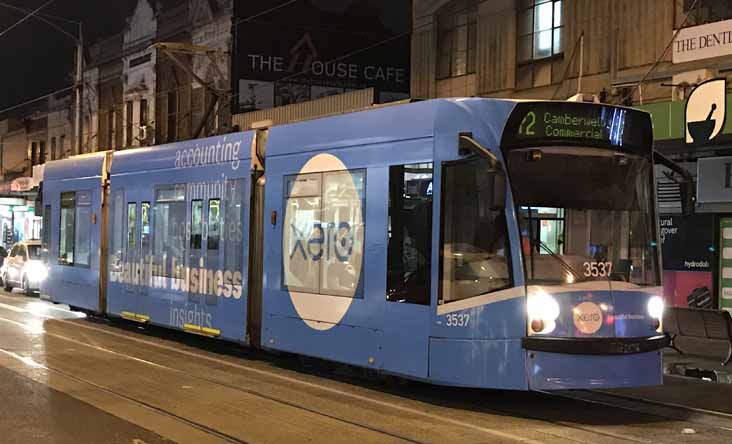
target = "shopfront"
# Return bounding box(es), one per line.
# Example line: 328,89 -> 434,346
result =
0,170 -> 43,251
639,84 -> 732,310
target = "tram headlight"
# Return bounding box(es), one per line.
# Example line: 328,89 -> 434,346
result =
647,296 -> 664,321
527,290 -> 560,334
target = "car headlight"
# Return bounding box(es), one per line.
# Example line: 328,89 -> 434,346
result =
647,296 -> 664,320
528,290 -> 560,334
25,261 -> 48,282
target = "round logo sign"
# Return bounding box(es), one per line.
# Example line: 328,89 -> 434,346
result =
282,153 -> 364,331
573,301 -> 603,334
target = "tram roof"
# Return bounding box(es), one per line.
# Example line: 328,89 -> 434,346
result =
264,98 -> 519,158
44,151 -> 109,182
110,132 -> 254,175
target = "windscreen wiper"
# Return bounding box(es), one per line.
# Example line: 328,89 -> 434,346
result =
537,240 -> 584,283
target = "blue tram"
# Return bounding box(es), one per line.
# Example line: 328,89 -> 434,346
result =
41,98 -> 667,390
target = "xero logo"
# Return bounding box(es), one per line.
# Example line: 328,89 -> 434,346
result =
282,154 -> 365,331
290,222 -> 354,262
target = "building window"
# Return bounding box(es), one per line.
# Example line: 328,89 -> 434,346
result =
39,141 -> 46,165
387,163 -> 433,305
139,99 -> 149,143
30,142 -> 38,166
50,137 -> 57,161
60,135 -> 65,158
678,0 -> 732,27
436,0 -> 478,79
126,100 -> 134,147
518,0 -> 563,63
167,91 -> 178,143
108,109 -> 117,149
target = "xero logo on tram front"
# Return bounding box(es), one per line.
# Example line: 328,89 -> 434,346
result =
290,222 -> 355,262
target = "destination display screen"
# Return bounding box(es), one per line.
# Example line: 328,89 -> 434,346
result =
501,102 -> 653,154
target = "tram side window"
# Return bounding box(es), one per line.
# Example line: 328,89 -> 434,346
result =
208,199 -> 220,251
387,163 -> 433,305
58,192 -> 75,265
191,200 -> 203,249
74,192 -> 92,267
111,191 -> 124,271
223,179 -> 244,274
282,170 -> 366,297
42,205 -> 51,262
153,185 -> 186,278
440,158 -> 511,304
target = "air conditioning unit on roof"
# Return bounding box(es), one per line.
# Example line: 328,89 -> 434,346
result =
672,69 -> 717,101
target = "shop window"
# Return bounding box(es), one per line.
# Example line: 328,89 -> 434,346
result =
436,0 -> 478,79
282,170 -> 366,297
678,0 -> 732,27
153,185 -> 186,278
58,192 -> 76,265
387,163 -> 433,305
440,158 -> 511,305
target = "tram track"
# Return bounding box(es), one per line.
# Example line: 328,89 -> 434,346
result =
546,388 -> 732,431
1,294 -> 732,443
0,314 -> 430,444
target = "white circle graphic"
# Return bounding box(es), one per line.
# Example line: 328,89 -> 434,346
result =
573,302 -> 603,335
283,153 -> 364,331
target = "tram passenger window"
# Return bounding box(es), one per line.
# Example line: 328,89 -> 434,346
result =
153,185 -> 186,278
42,205 -> 51,262
440,158 -> 511,304
207,199 -> 220,251
141,202 -> 151,255
191,200 -> 203,249
282,170 -> 366,297
387,163 -> 433,305
59,192 -> 75,265
127,203 -> 137,251
111,191 -> 124,272
74,192 -> 92,267
223,180 -> 244,274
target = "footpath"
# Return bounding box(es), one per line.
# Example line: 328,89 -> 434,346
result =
597,336 -> 732,416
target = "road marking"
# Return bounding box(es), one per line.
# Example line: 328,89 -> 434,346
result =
0,347 -> 45,369
0,302 -> 28,313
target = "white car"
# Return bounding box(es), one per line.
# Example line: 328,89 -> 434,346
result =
1,240 -> 47,295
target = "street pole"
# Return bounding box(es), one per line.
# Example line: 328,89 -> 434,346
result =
74,22 -> 83,156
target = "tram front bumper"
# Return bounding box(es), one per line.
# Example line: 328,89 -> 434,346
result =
523,335 -> 669,390
522,335 -> 669,355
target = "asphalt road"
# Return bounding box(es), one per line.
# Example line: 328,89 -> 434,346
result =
0,289 -> 731,444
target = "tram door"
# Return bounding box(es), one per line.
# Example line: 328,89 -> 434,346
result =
188,197 -> 221,305
124,198 -> 151,300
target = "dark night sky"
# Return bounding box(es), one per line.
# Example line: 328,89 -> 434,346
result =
0,0 -> 136,112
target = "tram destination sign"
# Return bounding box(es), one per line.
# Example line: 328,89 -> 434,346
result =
501,102 -> 653,154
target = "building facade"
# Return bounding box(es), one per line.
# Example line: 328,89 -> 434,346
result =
412,0 -> 732,309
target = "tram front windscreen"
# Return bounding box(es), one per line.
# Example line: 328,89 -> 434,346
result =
506,147 -> 659,287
